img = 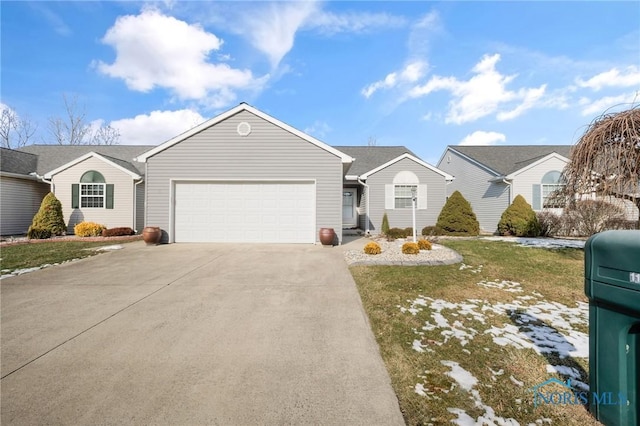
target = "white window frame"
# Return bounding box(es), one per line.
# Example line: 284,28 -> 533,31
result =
80,183 -> 105,208
394,184 -> 417,209
541,170 -> 565,209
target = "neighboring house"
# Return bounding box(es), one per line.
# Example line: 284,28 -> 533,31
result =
1,145 -> 151,235
134,103 -> 453,244
437,145 -> 572,233
0,147 -> 50,235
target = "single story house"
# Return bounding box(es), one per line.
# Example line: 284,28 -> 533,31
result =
1,145 -> 151,235
134,103 -> 454,244
1,103 -> 453,243
436,144 -> 638,233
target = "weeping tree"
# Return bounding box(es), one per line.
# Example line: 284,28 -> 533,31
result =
560,105 -> 640,227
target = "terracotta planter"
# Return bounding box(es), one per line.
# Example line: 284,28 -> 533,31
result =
142,226 -> 162,245
319,228 -> 336,246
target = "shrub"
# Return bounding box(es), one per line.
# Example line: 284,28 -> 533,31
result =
386,227 -> 407,240
27,192 -> 66,239
402,242 -> 420,254
26,227 -> 52,240
363,241 -> 382,255
562,200 -> 626,236
497,195 -> 541,237
404,227 -> 414,238
436,191 -> 480,235
102,227 -> 136,237
381,213 -> 390,235
74,221 -> 106,237
421,225 -> 444,236
537,211 -> 562,237
417,239 -> 432,250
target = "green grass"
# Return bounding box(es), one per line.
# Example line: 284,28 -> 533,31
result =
351,239 -> 600,426
0,239 -> 138,272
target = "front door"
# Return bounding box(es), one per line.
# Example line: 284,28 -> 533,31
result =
342,189 -> 357,227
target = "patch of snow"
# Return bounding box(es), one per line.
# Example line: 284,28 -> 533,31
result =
414,383 -> 427,396
477,279 -> 523,292
412,340 -> 425,353
483,236 -> 585,249
93,244 -> 123,251
510,375 -> 524,386
441,361 -> 477,391
459,263 -> 484,273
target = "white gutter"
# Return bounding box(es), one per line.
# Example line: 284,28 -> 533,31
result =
501,178 -> 512,204
29,172 -> 54,192
357,177 -> 370,235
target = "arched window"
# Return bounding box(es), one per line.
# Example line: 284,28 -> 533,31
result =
541,170 -> 564,208
77,170 -> 106,208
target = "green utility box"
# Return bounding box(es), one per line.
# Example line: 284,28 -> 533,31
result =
585,230 -> 640,425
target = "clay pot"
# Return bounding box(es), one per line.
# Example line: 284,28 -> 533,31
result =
142,226 -> 162,245
319,228 -> 336,246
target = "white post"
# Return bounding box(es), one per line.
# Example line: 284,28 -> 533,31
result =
411,187 -> 417,242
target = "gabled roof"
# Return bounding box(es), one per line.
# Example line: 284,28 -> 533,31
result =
333,146 -> 417,177
135,103 -> 355,164
445,145 -> 572,176
17,145 -> 151,175
360,153 -> 454,180
0,147 -> 39,176
43,151 -> 142,179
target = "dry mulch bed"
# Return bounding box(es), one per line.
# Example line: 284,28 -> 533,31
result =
0,234 -> 143,247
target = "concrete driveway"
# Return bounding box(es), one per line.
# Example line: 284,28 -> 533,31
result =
1,241 -> 404,425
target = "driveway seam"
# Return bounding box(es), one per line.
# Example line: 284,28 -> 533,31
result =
1,254 -> 223,380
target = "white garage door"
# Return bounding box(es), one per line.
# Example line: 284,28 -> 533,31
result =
174,181 -> 315,243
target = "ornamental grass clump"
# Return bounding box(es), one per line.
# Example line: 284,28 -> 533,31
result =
402,242 -> 420,254
27,192 -> 66,239
417,239 -> 432,250
363,241 -> 382,255
74,221 -> 106,237
498,195 -> 541,237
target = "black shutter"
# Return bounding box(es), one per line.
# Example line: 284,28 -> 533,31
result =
106,184 -> 114,209
72,184 -> 79,208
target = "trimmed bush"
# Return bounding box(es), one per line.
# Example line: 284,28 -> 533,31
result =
436,191 -> 480,235
421,225 -> 444,236
363,241 -> 382,255
102,227 -> 136,237
74,221 -> 106,237
402,242 -> 420,254
26,227 -> 52,240
497,195 -> 541,237
27,192 -> 66,239
417,239 -> 432,250
404,227 -> 414,238
386,227 -> 407,240
381,213 -> 390,235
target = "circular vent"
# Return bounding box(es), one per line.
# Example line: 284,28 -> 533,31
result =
237,122 -> 251,136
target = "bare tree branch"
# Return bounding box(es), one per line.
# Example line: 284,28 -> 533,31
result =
47,94 -> 119,145
1,107 -> 38,148
91,124 -> 120,145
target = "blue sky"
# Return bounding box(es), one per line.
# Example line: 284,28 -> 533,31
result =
2,1 -> 639,164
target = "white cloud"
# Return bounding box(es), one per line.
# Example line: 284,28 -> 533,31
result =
110,109 -> 206,145
362,60 -> 427,98
95,9 -> 261,107
304,120 -> 331,139
241,2 -> 320,69
576,66 -> 640,91
409,53 -> 546,124
580,92 -> 640,117
306,10 -> 406,35
459,131 -> 506,146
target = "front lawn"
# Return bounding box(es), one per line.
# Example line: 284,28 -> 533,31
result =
351,239 -> 600,425
0,239 -> 139,273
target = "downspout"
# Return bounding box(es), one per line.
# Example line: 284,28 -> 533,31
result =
134,179 -> 144,232
29,172 -> 54,192
501,178 -> 512,204
357,177 -> 370,235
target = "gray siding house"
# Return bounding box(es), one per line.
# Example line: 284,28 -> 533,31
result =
135,103 -> 453,244
437,145 -> 572,233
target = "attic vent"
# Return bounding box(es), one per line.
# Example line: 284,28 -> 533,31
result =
237,122 -> 251,136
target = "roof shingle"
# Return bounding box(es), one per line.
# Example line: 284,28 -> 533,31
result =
449,145 -> 572,175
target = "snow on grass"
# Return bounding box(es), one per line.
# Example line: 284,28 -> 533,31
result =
92,244 -> 123,251
459,263 -> 483,273
482,236 -> 585,249
477,279 -> 523,292
440,360 -> 520,426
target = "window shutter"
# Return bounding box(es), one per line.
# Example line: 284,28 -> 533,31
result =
532,184 -> 541,210
417,185 -> 427,209
385,184 -> 394,209
72,184 -> 79,208
106,184 -> 114,209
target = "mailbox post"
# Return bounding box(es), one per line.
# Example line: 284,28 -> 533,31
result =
585,230 -> 640,425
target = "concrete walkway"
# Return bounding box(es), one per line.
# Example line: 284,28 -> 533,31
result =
1,241 -> 404,425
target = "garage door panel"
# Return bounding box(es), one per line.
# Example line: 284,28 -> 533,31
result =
174,182 -> 315,243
